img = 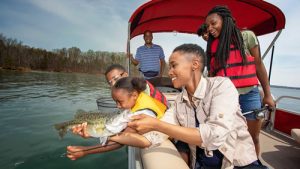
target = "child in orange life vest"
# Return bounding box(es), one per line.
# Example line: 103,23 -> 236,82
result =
66,77 -> 169,160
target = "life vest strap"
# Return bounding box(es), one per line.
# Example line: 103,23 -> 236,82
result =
213,61 -> 255,76
228,73 -> 257,80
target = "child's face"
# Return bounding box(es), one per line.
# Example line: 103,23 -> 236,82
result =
111,88 -> 138,109
202,31 -> 209,41
168,52 -> 194,88
106,69 -> 128,87
206,13 -> 223,38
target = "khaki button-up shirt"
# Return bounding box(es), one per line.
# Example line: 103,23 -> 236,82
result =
164,76 -> 257,169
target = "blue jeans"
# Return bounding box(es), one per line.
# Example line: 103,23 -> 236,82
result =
239,87 -> 262,120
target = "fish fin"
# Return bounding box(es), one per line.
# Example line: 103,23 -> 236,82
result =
54,123 -> 68,139
99,137 -> 108,145
74,109 -> 88,119
58,129 -> 67,139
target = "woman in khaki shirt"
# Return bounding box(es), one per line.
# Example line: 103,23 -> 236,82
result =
128,44 -> 259,169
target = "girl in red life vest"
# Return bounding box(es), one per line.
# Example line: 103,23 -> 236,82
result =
105,64 -> 168,107
205,6 -> 275,156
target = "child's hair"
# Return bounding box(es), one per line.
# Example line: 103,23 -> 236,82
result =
173,44 -> 206,72
105,64 -> 126,76
197,23 -> 207,37
206,6 -> 246,70
112,77 -> 146,93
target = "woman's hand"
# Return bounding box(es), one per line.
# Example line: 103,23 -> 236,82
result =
128,114 -> 159,134
66,146 -> 87,160
71,122 -> 91,138
262,95 -> 276,110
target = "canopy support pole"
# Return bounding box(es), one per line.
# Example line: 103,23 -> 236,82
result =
127,22 -> 136,169
268,45 -> 275,82
127,23 -> 131,76
262,30 -> 282,60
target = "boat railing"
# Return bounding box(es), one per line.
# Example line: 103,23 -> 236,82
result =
128,146 -> 138,169
268,95 -> 300,138
275,95 -> 300,104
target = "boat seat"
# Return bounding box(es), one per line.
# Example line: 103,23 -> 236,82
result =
291,128 -> 300,144
140,139 -> 189,169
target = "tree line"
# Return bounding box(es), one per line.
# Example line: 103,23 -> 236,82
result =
0,33 -> 139,75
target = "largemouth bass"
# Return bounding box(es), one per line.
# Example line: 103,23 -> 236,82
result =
54,110 -> 130,143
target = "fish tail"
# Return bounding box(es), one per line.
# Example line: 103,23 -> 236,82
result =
54,122 -> 68,139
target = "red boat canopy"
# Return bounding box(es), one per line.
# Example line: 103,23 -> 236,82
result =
128,0 -> 285,39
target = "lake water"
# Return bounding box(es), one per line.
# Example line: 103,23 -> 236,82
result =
270,86 -> 300,113
0,70 -> 127,169
0,70 -> 299,169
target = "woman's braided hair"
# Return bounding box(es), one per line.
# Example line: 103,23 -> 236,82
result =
206,6 -> 247,72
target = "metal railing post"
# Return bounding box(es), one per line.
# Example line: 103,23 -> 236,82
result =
262,30 -> 282,60
127,23 -> 131,76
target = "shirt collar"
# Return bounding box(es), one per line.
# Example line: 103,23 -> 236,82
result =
144,44 -> 154,48
180,76 -> 207,102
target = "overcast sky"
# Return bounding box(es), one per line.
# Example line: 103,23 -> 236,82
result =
0,0 -> 299,87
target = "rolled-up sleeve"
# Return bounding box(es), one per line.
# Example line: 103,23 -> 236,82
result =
199,79 -> 239,150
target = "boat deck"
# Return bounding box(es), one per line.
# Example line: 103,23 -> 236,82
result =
260,129 -> 300,169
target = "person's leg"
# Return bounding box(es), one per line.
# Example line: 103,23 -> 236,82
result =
179,151 -> 189,165
174,140 -> 190,165
246,119 -> 262,156
239,87 -> 262,156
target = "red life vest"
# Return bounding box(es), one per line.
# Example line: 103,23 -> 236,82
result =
146,81 -> 168,107
209,39 -> 258,88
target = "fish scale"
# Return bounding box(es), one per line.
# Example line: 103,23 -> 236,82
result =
54,110 -> 123,139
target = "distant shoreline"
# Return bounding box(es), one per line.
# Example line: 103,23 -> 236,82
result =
1,67 -> 299,89
271,85 -> 300,90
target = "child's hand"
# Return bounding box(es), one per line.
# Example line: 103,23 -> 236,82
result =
71,122 -> 91,138
127,53 -> 133,58
66,146 -> 86,160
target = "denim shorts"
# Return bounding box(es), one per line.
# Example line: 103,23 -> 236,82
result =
239,87 -> 262,120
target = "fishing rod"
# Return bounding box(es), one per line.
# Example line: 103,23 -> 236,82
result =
242,106 -> 273,119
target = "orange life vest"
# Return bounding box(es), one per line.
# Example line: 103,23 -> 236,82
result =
209,39 -> 258,88
146,81 -> 168,107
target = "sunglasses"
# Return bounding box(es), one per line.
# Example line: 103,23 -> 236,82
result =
108,72 -> 125,86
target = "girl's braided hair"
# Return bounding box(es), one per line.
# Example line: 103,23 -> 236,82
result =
206,6 -> 247,71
